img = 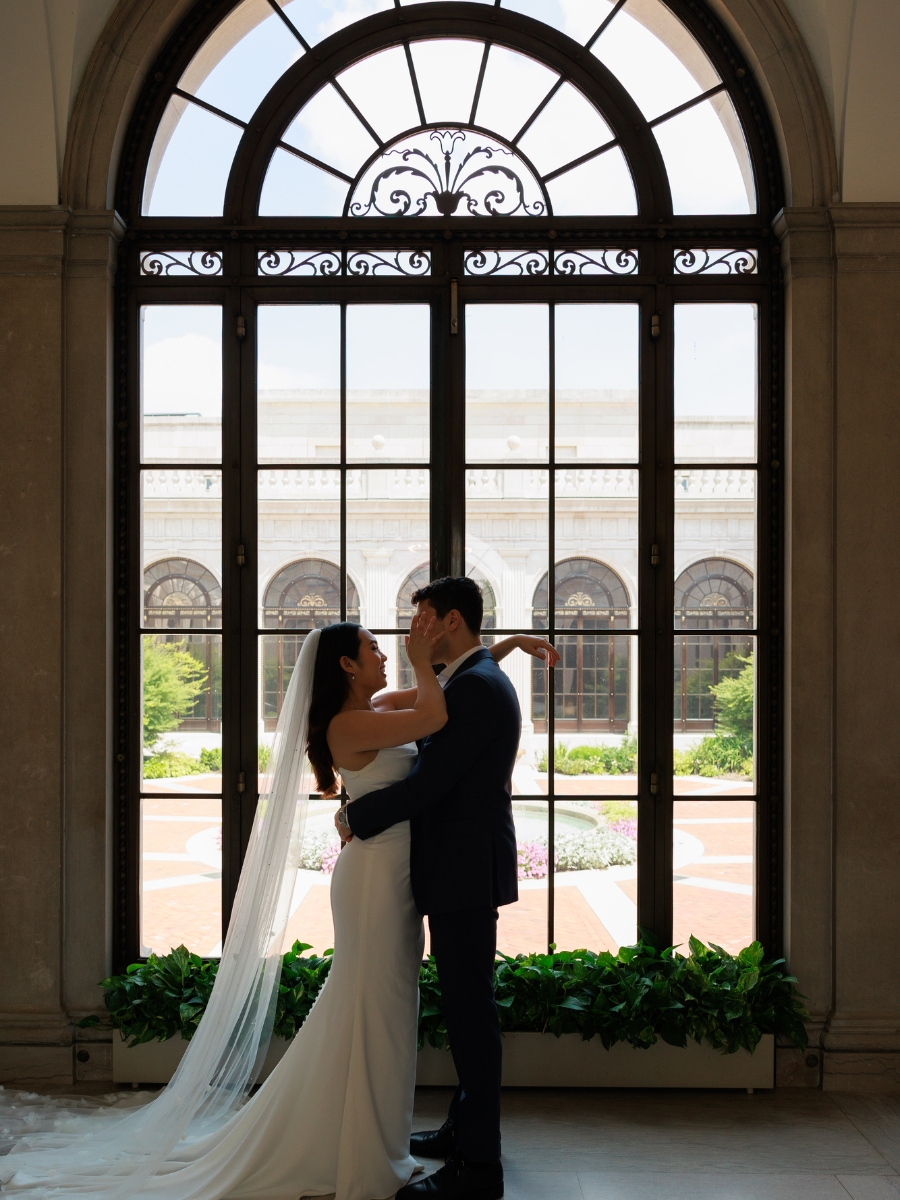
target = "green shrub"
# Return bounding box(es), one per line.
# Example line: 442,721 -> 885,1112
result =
142,639 -> 209,747
674,734 -> 753,778
538,736 -> 637,776
600,800 -> 638,823
711,653 -> 754,738
83,937 -> 808,1058
143,750 -> 205,778
199,747 -> 222,772
258,744 -> 271,773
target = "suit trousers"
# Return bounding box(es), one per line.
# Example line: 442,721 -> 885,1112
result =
428,908 -> 502,1164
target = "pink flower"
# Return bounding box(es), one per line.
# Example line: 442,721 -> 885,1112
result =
320,842 -> 341,875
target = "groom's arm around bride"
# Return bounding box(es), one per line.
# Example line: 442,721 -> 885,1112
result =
343,576 -> 519,1198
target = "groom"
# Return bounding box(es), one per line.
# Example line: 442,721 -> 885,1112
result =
338,576 -> 520,1200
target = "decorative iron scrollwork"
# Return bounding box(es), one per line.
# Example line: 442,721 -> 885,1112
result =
554,248 -> 639,275
140,250 -> 223,276
257,250 -> 342,277
257,249 -> 431,277
348,129 -> 547,218
464,250 -> 549,276
346,251 -> 431,276
674,248 -> 758,275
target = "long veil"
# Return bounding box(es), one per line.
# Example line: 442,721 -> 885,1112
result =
0,628 -> 322,1197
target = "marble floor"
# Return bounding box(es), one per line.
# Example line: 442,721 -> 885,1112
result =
6,1083 -> 900,1198
412,1087 -> 900,1200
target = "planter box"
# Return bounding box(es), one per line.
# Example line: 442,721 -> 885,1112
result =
113,1031 -> 773,1089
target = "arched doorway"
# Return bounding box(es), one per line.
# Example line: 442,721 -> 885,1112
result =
674,557 -> 754,733
532,559 -> 631,732
261,558 -> 360,727
117,0 -> 781,959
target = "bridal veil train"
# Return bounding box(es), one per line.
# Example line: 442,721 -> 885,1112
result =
0,627 -> 368,1197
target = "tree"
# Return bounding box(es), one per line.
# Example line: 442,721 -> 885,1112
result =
710,653 -> 754,739
143,638 -> 209,747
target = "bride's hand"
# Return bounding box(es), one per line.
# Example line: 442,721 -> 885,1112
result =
516,635 -> 560,668
405,612 -> 442,668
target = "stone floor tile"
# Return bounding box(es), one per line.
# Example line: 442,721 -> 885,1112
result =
577,1171 -> 853,1199
502,1170 -> 584,1199
831,1095 -> 900,1172
838,1177 -> 900,1200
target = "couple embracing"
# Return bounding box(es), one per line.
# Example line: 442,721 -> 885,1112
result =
0,577 -> 557,1200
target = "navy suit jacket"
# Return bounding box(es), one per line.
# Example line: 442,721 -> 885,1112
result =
345,647 -> 521,915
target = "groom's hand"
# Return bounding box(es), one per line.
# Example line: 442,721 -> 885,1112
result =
334,805 -> 353,843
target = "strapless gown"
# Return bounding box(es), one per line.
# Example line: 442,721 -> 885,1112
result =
16,745 -> 423,1200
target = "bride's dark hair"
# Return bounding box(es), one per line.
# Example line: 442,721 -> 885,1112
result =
306,622 -> 362,797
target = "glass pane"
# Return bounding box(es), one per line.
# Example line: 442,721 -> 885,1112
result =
591,0 -> 719,123
259,148 -> 348,216
348,470 -> 429,628
675,469 -> 756,617
141,633 -> 223,795
674,634 -> 755,795
466,467 -> 549,719
673,800 -> 755,954
518,82 -> 613,178
141,796 -> 222,956
545,147 -> 637,216
556,305 -> 639,462
143,97 -> 243,216
554,799 -> 637,952
500,802 -> 548,956
466,305 -> 548,463
280,0 -> 393,47
141,469 -> 222,619
283,84 -> 378,177
259,470 -> 343,628
474,45 -> 558,142
258,306 -> 340,464
409,39 -> 484,124
141,306 -> 222,464
502,0 -> 615,45
335,45 -> 420,143
675,305 -> 757,463
347,306 -> 430,463
181,0 -> 303,124
654,93 -> 756,214
545,636 -> 636,796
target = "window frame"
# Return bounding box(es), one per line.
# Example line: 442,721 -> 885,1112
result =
115,0 -> 783,968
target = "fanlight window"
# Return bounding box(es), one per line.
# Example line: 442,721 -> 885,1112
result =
675,557 -> 754,628
144,558 -> 222,627
143,1 -> 755,217
396,565 -> 496,688
263,558 -> 360,629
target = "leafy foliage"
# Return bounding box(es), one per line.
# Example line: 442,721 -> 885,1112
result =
82,938 -> 807,1058
673,734 -> 753,778
538,737 -> 637,776
143,750 -> 205,779
199,747 -> 222,772
711,654 -> 754,738
142,638 -> 208,748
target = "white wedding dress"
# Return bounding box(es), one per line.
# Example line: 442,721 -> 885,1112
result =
2,743 -> 423,1200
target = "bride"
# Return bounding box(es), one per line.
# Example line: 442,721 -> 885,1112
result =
0,615 -> 553,1200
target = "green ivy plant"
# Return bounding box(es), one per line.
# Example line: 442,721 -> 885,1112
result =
82,936 -> 807,1056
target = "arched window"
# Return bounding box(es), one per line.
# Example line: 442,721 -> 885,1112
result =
143,559 -> 222,730
532,559 -> 631,731
120,0 -> 780,961
395,565 -> 497,688
261,559 -> 360,727
674,558 -> 753,732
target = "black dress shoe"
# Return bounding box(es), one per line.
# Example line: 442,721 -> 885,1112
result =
397,1157 -> 503,1199
410,1119 -> 458,1159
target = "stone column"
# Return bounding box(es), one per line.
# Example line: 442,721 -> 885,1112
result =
362,548 -> 395,683
499,551 -> 534,750
824,205 -> 900,1090
0,208 -> 70,1081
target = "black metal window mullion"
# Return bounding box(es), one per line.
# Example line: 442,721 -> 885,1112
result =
547,302 -> 556,952
340,304 -> 348,621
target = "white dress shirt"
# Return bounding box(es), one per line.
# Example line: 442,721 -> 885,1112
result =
437,643 -> 484,688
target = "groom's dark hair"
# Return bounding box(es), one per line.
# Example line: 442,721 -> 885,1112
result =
412,576 -> 483,635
